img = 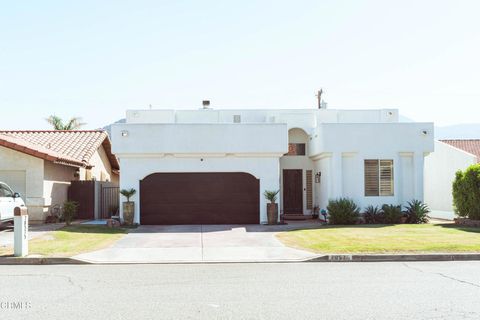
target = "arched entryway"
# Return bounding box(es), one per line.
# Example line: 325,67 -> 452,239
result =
280,128 -> 315,216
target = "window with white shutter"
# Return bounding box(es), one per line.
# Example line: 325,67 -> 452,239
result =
364,159 -> 394,196
379,160 -> 394,196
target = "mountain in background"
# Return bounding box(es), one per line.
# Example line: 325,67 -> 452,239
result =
103,118 -> 126,137
435,124 -> 480,140
399,115 -> 480,140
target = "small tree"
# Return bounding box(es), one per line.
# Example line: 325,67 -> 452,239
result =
453,164 -> 480,220
63,201 -> 78,226
46,115 -> 86,130
120,188 -> 137,202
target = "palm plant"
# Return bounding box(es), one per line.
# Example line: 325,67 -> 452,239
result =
363,205 -> 383,224
120,188 -> 136,202
405,200 -> 430,224
382,204 -> 402,224
46,115 -> 86,130
263,190 -> 279,204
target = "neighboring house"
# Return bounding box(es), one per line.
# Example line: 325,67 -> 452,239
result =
112,107 -> 433,225
424,139 -> 480,219
0,130 -> 120,222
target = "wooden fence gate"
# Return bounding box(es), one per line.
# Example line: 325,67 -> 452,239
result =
100,185 -> 119,219
68,181 -> 95,219
68,181 -> 119,220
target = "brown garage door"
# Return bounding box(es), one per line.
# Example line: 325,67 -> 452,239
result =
140,172 -> 260,225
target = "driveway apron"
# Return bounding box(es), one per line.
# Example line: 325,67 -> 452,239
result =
73,224 -> 318,263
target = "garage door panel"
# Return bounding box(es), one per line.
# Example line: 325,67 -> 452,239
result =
140,172 -> 259,225
142,193 -> 258,204
141,204 -> 258,225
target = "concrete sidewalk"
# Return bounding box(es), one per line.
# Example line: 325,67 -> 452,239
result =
73,223 -> 320,263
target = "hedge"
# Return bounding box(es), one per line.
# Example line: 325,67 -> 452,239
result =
452,164 -> 480,220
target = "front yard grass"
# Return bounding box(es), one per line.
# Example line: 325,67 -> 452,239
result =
0,225 -> 128,257
276,223 -> 480,254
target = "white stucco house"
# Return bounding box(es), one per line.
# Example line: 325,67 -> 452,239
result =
425,140 -> 480,219
112,107 -> 434,225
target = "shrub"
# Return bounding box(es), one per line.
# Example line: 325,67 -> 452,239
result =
405,200 -> 430,224
452,164 -> 480,220
363,205 -> 383,224
63,201 -> 78,226
382,204 -> 402,224
327,198 -> 360,225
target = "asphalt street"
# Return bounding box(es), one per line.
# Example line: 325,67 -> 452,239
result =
0,262 -> 479,319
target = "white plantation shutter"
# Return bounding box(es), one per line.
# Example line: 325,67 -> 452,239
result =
379,160 -> 394,196
364,159 -> 394,197
306,170 -> 313,209
364,160 -> 379,196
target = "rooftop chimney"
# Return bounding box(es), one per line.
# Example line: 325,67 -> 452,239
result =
202,100 -> 210,109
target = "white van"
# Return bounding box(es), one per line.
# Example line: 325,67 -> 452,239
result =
0,182 -> 26,224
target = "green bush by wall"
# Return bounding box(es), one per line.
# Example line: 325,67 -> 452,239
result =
452,164 -> 480,220
327,198 -> 360,225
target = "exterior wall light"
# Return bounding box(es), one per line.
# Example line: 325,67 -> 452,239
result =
421,130 -> 428,136
121,130 -> 129,137
315,172 -> 321,183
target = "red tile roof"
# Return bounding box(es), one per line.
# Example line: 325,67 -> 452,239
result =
0,130 -> 119,170
440,139 -> 480,162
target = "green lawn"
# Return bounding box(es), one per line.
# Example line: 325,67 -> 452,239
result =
276,223 -> 480,254
0,225 -> 128,257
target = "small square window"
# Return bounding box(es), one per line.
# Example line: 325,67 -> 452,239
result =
364,159 -> 394,196
286,143 -> 306,156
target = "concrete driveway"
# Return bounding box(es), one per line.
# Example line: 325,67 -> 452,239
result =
74,223 -> 320,263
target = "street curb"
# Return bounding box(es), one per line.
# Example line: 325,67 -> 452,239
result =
0,257 -> 89,265
306,253 -> 480,262
1,254 -> 480,265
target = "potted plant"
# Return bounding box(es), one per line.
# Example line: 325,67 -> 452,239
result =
263,190 -> 279,225
120,188 -> 136,226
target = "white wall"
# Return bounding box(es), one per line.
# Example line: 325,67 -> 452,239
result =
308,122 -> 433,210
43,161 -> 76,214
0,146 -> 45,221
310,123 -> 434,156
424,141 -> 477,213
112,123 -> 288,155
125,108 -> 398,127
88,145 -> 117,182
118,155 -> 280,224
325,152 -> 412,209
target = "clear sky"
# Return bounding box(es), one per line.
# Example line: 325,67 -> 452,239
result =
1,0 -> 479,130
